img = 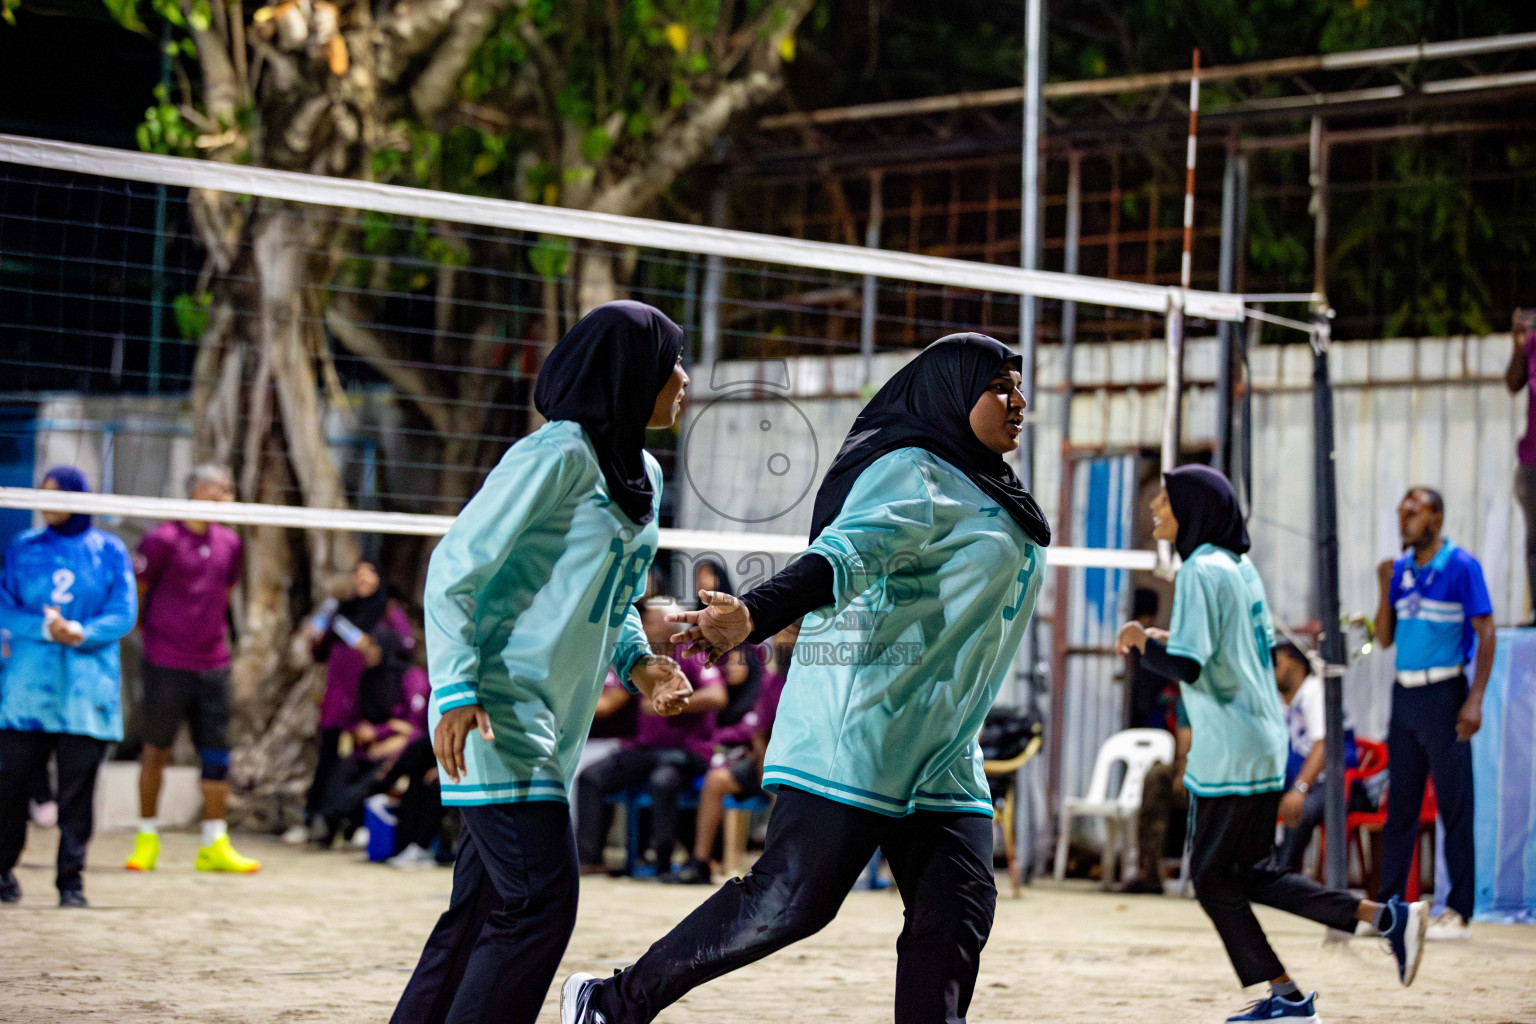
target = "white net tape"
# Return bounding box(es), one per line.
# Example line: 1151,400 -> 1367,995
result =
0,488 -> 1157,569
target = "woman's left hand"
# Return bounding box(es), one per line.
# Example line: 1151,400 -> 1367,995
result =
1116,621 -> 1148,657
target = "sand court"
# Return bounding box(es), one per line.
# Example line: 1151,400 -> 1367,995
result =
2,829 -> 1533,1023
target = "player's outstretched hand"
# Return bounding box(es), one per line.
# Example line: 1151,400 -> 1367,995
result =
1115,620 -> 1148,657
631,655 -> 694,716
434,704 -> 495,784
666,589 -> 753,665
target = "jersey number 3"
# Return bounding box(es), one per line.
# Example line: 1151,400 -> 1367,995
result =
1001,549 -> 1038,622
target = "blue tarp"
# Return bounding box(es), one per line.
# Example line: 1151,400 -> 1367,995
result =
1471,627 -> 1536,922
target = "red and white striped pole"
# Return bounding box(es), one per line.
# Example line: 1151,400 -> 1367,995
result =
1181,48 -> 1202,288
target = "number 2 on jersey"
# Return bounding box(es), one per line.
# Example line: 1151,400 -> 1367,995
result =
51,568 -> 76,606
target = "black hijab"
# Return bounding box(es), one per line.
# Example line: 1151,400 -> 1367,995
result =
808,333 -> 1051,547
1164,464 -> 1249,561
337,560 -> 390,633
534,300 -> 685,526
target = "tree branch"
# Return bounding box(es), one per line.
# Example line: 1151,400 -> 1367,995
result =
408,0 -> 526,121
375,0 -> 471,87
589,0 -> 812,216
325,299 -> 454,436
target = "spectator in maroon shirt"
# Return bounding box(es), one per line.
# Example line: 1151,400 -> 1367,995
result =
575,598 -> 726,876
125,464 -> 259,874
674,623 -> 798,885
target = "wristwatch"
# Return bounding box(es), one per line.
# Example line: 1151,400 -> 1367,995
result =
1292,781 -> 1311,794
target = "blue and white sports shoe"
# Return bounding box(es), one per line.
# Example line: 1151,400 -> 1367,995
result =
1225,991 -> 1321,1022
1381,895 -> 1429,986
560,972 -> 607,1024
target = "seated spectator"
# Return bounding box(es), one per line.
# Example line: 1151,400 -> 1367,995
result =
288,564 -> 414,847
1271,640 -> 1357,873
380,658 -> 457,869
575,598 -> 726,875
1120,699 -> 1191,894
694,558 -> 762,729
303,561 -> 414,846
673,624 -> 797,884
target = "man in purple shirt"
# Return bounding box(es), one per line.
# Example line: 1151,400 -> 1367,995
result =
1507,309 -> 1536,623
124,464 -> 259,874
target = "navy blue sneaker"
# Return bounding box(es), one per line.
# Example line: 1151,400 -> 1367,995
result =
1381,895 -> 1429,986
1225,992 -> 1320,1022
0,871 -> 20,904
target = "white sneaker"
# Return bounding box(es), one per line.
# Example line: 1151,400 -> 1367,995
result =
1426,910 -> 1470,941
386,843 -> 437,870
350,826 -> 371,850
561,972 -> 605,1024
28,800 -> 58,828
281,823 -> 310,845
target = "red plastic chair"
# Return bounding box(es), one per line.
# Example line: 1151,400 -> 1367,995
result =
1317,739 -> 1437,897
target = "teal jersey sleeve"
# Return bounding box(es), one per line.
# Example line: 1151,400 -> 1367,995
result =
610,603 -> 648,693
425,435 -> 581,713
806,450 -> 936,609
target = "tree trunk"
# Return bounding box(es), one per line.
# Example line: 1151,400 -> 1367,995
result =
189,198 -> 360,828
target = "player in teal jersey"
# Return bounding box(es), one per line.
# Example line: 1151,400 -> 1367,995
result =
392,301 -> 695,1024
562,333 -> 1052,1024
1117,465 -> 1426,1022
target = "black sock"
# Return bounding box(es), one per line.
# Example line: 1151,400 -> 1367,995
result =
1271,979 -> 1301,1001
1372,903 -> 1392,931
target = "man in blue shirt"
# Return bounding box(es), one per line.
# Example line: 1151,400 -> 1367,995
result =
1374,486 -> 1495,941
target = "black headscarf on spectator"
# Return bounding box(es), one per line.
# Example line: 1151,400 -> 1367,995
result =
808,333 -> 1051,547
337,560 -> 390,633
1164,464 -> 1250,561
534,300 -> 685,526
695,557 -> 734,596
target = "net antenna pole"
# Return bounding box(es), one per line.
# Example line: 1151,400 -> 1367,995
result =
1159,50 -> 1200,569
1018,0 -> 1045,882
1019,0 -> 1045,492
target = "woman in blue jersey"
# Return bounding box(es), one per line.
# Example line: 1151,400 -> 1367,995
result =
0,466 -> 137,909
563,333 -> 1052,1024
1115,465 -> 1424,1022
391,301 -> 695,1024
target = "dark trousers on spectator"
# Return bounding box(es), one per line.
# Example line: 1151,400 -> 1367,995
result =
391,802 -> 579,1024
1136,760 -> 1189,881
386,736 -> 446,855
1191,790 -> 1361,987
0,730 -> 107,893
589,787 -> 996,1024
306,727 -> 343,821
1376,677 -> 1476,920
1271,787 -> 1327,874
575,747 -> 705,868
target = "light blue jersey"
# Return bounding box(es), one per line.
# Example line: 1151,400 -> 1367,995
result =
425,420 -> 658,806
763,448 -> 1044,817
1166,543 -> 1288,797
0,526 -> 138,741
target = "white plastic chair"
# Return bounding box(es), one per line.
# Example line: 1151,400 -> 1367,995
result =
1053,728 -> 1175,886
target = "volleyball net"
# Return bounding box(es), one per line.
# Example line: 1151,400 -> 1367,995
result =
0,132 -> 1253,576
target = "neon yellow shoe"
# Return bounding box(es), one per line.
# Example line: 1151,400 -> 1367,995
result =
195,835 -> 261,874
124,831 -> 160,871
